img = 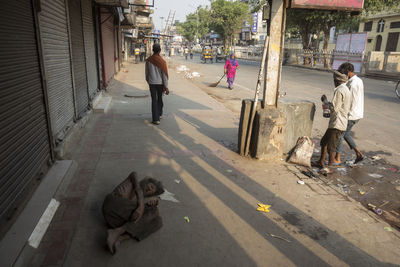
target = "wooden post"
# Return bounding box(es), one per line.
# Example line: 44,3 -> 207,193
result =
244,36 -> 270,156
262,0 -> 286,107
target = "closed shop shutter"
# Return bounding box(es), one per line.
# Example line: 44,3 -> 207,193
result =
0,1 -> 51,226
68,0 -> 89,118
100,8 -> 115,87
39,0 -> 75,140
81,0 -> 99,100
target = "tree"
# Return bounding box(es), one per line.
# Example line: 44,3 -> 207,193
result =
177,6 -> 211,42
209,0 -> 251,47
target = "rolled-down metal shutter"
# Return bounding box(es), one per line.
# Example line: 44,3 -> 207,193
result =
0,1 -> 51,225
100,8 -> 115,87
68,0 -> 89,118
81,0 -> 99,100
39,0 -> 75,141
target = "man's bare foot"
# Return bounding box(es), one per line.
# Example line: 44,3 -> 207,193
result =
107,229 -> 122,254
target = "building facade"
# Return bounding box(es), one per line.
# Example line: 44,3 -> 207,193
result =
359,12 -> 400,52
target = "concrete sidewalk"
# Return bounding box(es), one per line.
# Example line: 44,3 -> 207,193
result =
26,59 -> 400,267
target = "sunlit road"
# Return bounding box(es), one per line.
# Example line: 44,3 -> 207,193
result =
169,54 -> 400,164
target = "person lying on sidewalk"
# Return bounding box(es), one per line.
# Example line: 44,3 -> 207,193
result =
318,70 -> 351,169
335,62 -> 365,164
102,172 -> 164,254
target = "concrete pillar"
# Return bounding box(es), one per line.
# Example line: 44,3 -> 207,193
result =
263,0 -> 286,107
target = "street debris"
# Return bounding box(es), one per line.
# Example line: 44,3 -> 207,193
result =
297,180 -> 305,185
371,155 -> 382,161
192,72 -> 200,77
368,173 -> 383,179
337,167 -> 347,176
184,216 -> 190,223
176,65 -> 188,72
174,179 -> 181,184
226,169 -> 232,173
124,94 -> 148,98
368,203 -> 383,215
160,189 -> 180,203
301,170 -> 316,179
257,203 -> 271,213
268,233 -> 291,243
384,226 -> 393,232
358,189 -> 365,195
388,167 -> 398,173
288,136 -> 314,167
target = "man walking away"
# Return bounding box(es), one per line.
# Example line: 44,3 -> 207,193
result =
319,70 -> 351,169
139,45 -> 146,62
145,43 -> 169,125
335,62 -> 365,164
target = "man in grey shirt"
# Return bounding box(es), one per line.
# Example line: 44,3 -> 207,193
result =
145,43 -> 169,125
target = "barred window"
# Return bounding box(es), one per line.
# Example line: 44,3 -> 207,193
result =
364,21 -> 373,31
390,21 -> 400,29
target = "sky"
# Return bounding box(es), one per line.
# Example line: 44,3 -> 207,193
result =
151,0 -> 211,31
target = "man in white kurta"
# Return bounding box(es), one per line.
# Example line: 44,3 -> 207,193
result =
335,63 -> 365,164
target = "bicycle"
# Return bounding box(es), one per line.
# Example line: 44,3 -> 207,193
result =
396,80 -> 400,99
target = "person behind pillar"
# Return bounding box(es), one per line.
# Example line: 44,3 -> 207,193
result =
145,43 -> 169,125
335,62 -> 365,164
318,70 -> 351,169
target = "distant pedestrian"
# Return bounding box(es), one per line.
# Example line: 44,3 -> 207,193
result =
102,172 -> 164,255
139,45 -> 146,62
134,47 -> 140,64
318,70 -> 351,169
145,43 -> 169,125
335,62 -> 365,164
224,53 -> 239,89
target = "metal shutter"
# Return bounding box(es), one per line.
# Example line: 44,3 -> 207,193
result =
68,0 -> 89,118
100,9 -> 115,87
81,0 -> 99,100
0,0 -> 51,225
39,0 -> 75,140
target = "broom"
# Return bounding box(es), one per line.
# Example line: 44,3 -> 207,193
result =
209,74 -> 225,87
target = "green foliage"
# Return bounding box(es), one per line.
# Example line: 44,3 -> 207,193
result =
176,6 -> 211,42
209,0 -> 251,45
286,0 -> 400,50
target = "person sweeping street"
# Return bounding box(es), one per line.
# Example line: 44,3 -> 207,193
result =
145,43 -> 169,125
224,53 -> 239,90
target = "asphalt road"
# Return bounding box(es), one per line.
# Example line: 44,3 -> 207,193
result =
170,54 -> 400,164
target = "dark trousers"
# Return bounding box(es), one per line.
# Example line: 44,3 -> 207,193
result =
149,84 -> 163,122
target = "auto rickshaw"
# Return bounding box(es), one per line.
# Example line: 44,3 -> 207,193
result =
201,46 -> 213,63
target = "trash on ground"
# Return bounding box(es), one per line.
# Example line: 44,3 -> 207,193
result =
396,186 -> 400,192
184,216 -> 190,223
384,226 -> 393,232
305,194 -> 311,198
313,148 -> 319,153
174,179 -> 181,184
368,203 -> 383,215
301,170 -> 315,179
358,189 -> 365,195
320,167 -> 332,175
288,136 -> 314,167
257,203 -> 271,213
297,180 -> 305,185
268,233 -> 291,243
388,168 -> 398,172
124,94 -> 149,98
378,167 -> 387,170
371,155 -> 382,161
380,201 -> 390,207
226,169 -> 232,173
176,65 -> 188,72
191,72 -> 200,77
337,167 -> 347,175
368,173 -> 383,179
160,189 -> 180,203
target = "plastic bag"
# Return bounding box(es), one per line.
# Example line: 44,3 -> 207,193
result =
288,136 -> 315,167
